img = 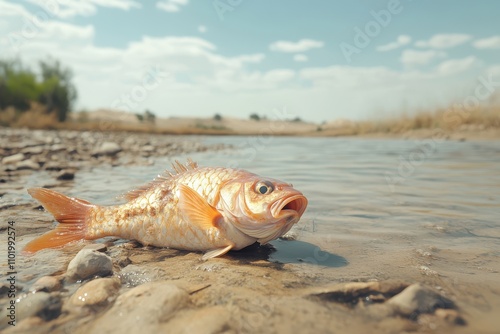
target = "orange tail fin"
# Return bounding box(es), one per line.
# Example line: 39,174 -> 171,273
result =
24,188 -> 95,253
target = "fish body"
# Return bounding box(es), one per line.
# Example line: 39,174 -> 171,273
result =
24,160 -> 308,259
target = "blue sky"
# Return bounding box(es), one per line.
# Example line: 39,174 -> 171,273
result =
1,0 -> 500,122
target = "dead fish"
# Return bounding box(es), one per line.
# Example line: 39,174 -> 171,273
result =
24,159 -> 308,259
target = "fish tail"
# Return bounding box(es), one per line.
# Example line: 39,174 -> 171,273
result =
23,188 -> 95,253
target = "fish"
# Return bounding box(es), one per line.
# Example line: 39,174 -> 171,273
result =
24,159 -> 308,259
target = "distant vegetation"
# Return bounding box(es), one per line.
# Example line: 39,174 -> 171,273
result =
136,109 -> 156,124
249,113 -> 260,121
0,58 -> 77,126
213,113 -> 222,121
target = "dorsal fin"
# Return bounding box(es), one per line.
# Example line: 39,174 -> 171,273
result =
121,159 -> 199,201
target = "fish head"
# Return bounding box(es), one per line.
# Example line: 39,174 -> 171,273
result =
220,173 -> 308,244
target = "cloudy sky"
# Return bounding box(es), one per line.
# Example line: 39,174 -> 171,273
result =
1,0 -> 499,122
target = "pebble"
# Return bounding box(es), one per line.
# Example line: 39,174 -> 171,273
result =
30,276 -> 62,293
435,308 -> 466,325
16,292 -> 62,321
56,169 -> 75,180
66,249 -> 113,281
87,282 -> 188,333
2,153 -> 25,165
92,141 -> 122,157
16,159 -> 40,170
83,243 -> 108,252
21,146 -> 44,154
68,278 -> 121,307
387,283 -> 454,317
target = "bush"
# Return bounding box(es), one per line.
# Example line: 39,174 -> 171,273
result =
213,113 -> 222,121
249,113 -> 260,121
0,58 -> 77,122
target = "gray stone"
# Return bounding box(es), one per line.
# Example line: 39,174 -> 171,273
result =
50,144 -> 66,152
16,292 -> 62,321
30,276 -> 62,293
56,169 -> 75,180
16,159 -> 40,170
66,249 -> 113,281
2,153 -> 25,165
68,277 -> 121,308
88,282 -> 188,333
142,145 -> 155,152
82,243 -> 107,252
92,142 -> 122,157
387,283 -> 455,317
21,146 -> 44,155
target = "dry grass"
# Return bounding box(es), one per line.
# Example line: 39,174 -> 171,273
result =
318,104 -> 500,136
1,103 -> 500,137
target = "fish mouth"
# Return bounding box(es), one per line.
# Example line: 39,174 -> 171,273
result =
271,194 -> 308,219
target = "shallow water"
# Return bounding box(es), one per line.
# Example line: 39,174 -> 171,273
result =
6,136 -> 500,332
57,136 -> 499,273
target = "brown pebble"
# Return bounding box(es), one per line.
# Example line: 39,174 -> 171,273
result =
30,276 -> 62,292
83,243 -> 108,252
435,308 -> 466,325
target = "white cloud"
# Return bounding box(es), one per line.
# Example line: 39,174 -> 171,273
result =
156,0 -> 189,13
400,49 -> 446,66
26,0 -> 141,18
436,56 -> 477,76
377,35 -> 411,52
473,36 -> 500,49
269,39 -> 324,53
293,54 -> 308,62
0,2 -> 495,122
198,25 -> 207,33
415,34 -> 472,49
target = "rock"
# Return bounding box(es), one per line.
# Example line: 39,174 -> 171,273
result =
68,278 -> 121,308
82,243 -> 108,252
92,142 -> 122,157
50,144 -> 66,152
166,306 -> 231,334
30,276 -> 62,293
308,281 -> 409,305
2,153 -> 25,165
44,161 -> 64,171
88,282 -> 188,333
387,283 -> 455,317
16,159 -> 40,170
21,146 -> 44,155
435,308 -> 466,325
66,249 -> 113,281
56,169 -> 75,180
142,145 -> 155,152
16,292 -> 62,321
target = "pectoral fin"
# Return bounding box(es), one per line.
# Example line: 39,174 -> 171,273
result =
202,245 -> 233,260
178,184 -> 222,230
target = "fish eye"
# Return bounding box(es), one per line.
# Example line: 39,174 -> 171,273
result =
255,181 -> 274,195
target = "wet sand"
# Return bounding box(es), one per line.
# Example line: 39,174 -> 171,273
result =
1,128 -> 499,334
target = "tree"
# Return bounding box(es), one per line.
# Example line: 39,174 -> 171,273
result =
37,58 -> 77,122
0,59 -> 39,111
249,113 -> 260,121
213,113 -> 222,121
144,109 -> 156,123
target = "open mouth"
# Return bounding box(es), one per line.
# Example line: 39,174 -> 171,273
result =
273,195 -> 308,218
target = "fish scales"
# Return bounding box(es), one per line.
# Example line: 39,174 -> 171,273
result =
23,160 -> 308,259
